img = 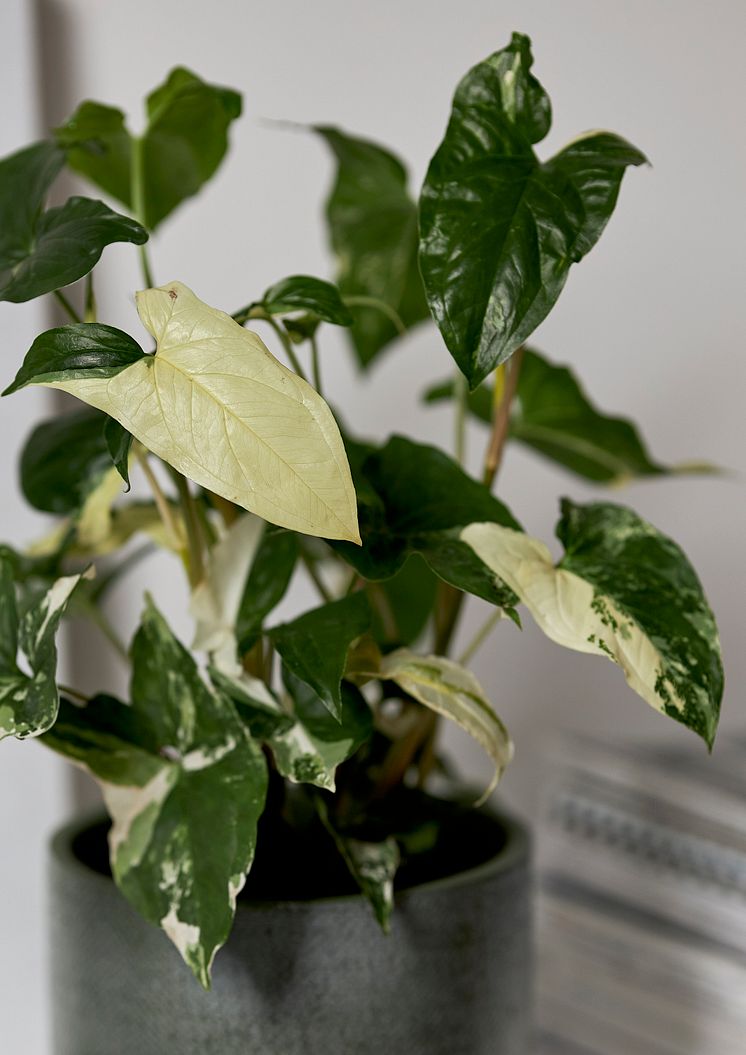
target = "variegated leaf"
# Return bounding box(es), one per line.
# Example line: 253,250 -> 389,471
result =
461,500 -> 723,746
43,598 -> 268,988
0,558 -> 90,740
376,648 -> 513,800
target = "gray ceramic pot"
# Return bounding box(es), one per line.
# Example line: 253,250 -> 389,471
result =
49,809 -> 533,1054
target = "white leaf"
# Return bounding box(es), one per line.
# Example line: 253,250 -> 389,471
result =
43,282 -> 361,542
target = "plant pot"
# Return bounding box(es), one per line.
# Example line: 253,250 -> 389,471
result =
49,802 -> 533,1055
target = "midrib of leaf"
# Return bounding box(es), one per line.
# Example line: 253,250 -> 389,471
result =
510,421 -> 633,476
148,354 -> 354,537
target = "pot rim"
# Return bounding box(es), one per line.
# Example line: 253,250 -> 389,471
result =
50,803 -> 530,913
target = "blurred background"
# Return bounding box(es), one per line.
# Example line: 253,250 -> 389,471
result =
2,1 -> 744,1050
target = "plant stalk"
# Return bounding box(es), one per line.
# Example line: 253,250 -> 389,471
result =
457,608 -> 503,666
172,472 -> 206,588
52,289 -> 82,324
131,135 -> 155,288
483,347 -> 524,489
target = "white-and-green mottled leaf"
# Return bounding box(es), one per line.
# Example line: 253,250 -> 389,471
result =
0,558 -> 90,740
8,282 -> 360,542
376,648 -> 513,800
211,664 -> 372,792
461,500 -> 723,746
42,598 -> 268,988
316,796 -> 399,931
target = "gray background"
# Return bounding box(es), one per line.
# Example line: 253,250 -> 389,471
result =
2,1 -> 745,1050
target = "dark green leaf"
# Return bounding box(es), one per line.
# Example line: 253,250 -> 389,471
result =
56,69 -> 241,231
20,408 -> 113,514
236,528 -> 298,653
142,68 -> 241,229
0,556 -> 87,740
0,142 -> 65,276
0,180 -> 147,303
104,416 -> 133,489
208,667 -> 295,740
315,126 -> 428,366
3,323 -> 146,396
262,275 -> 353,326
43,599 -> 268,987
557,500 -> 723,747
56,102 -> 133,205
332,435 -> 520,608
269,592 -> 370,720
425,348 -> 673,483
368,554 -> 438,647
419,33 -> 646,387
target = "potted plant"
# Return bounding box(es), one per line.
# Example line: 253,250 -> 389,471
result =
0,32 -> 722,1055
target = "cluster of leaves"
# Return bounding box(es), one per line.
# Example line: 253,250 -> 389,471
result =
0,35 -> 723,987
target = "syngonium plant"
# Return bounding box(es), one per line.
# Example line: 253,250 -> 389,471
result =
0,35 -> 723,987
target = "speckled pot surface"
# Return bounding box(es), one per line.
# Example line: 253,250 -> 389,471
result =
49,809 -> 533,1055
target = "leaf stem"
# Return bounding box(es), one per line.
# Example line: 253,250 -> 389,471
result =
53,289 -> 82,324
58,684 -> 90,704
135,451 -> 183,554
483,347 -> 524,489
454,370 -> 467,466
84,273 -> 97,323
131,135 -> 155,288
172,472 -> 206,588
263,314 -> 308,381
457,608 -> 503,666
310,334 -> 322,394
298,545 -> 333,603
343,295 -> 406,337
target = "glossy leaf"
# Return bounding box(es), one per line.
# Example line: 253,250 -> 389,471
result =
20,408 -> 113,514
43,599 -> 268,987
461,500 -> 723,747
316,126 -> 428,365
333,436 -> 520,610
269,592 -> 370,720
419,33 -> 646,387
262,275 -> 353,326
376,649 -> 513,800
0,153 -> 147,301
58,69 -> 242,230
6,283 -> 361,542
0,558 -> 89,741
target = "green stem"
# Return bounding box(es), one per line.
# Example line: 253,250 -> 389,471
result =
343,295 -> 406,336
58,684 -> 90,704
299,545 -> 333,603
454,370 -> 467,466
131,135 -> 155,288
79,598 -> 129,663
84,273 -> 97,323
53,289 -> 81,324
264,314 -> 308,381
136,451 -> 183,554
310,334 -> 322,394
172,472 -> 206,588
457,608 -> 503,666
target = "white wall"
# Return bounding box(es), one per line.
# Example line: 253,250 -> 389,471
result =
2,1 -> 744,1048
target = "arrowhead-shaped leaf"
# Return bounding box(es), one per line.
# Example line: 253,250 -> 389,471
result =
43,599 -> 268,987
58,69 -> 241,231
424,348 -> 701,484
0,557 -> 89,740
419,33 -> 646,387
461,500 -> 723,746
5,282 -> 360,542
316,127 -> 429,366
374,649 -> 513,800
333,435 -> 520,611
269,592 -> 370,720
0,141 -> 147,304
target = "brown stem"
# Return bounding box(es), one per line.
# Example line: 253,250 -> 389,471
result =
482,346 -> 525,489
